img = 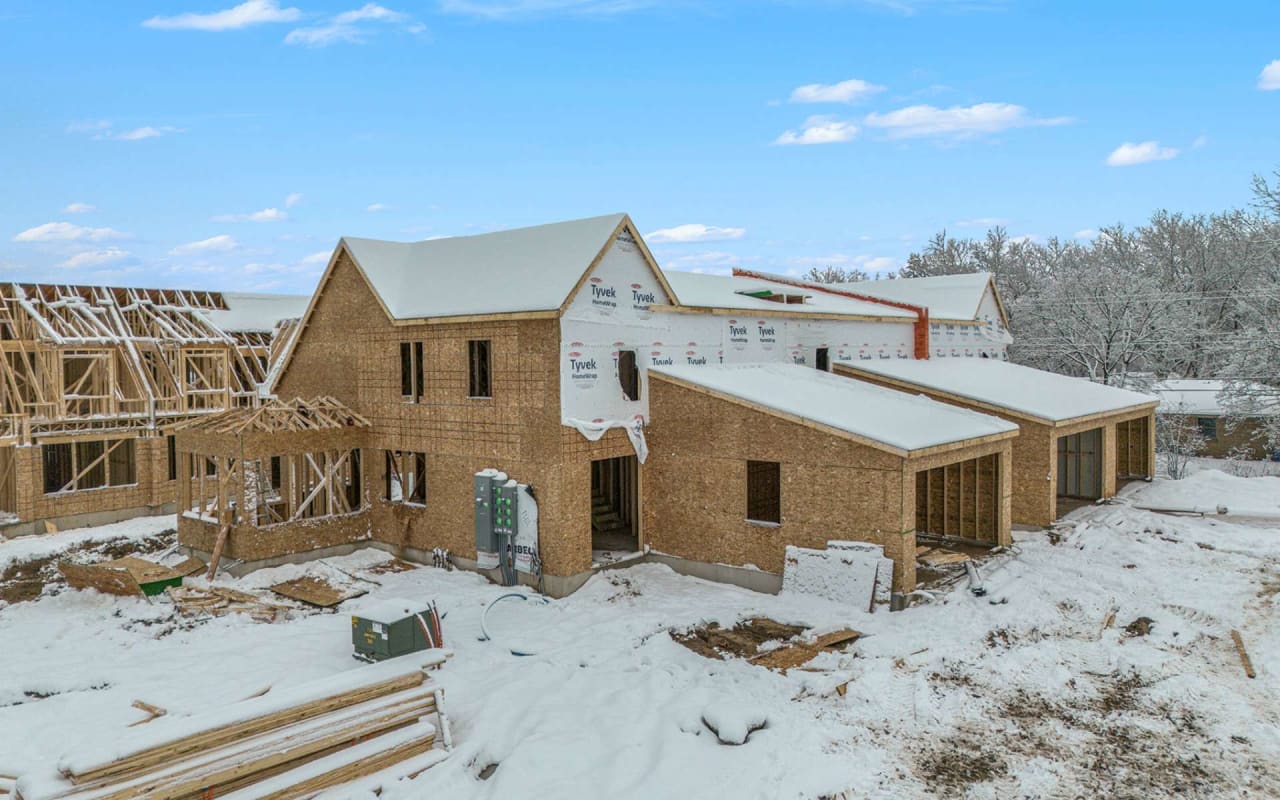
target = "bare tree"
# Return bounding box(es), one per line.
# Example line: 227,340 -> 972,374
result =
1155,408 -> 1206,480
803,266 -> 870,284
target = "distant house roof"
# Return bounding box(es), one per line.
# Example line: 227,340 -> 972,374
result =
649,363 -> 1017,455
832,272 -> 999,322
1153,379 -> 1280,417
839,359 -> 1157,424
340,213 -> 660,320
202,292 -> 311,333
662,271 -> 916,320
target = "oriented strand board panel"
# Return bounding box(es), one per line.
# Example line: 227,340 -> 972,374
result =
270,576 -> 368,608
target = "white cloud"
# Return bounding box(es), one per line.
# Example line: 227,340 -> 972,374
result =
646,223 -> 746,244
212,207 -> 288,222
774,115 -> 858,145
143,0 -> 301,31
113,125 -> 182,141
1105,140 -> 1179,167
662,250 -> 742,274
1191,134 -> 1209,149
285,4 -> 422,46
300,250 -> 332,265
789,79 -> 885,104
67,121 -> 183,141
170,235 -> 239,255
1258,59 -> 1280,91
366,202 -> 390,212
1009,233 -> 1042,245
864,102 -> 1071,139
13,222 -> 128,242
437,0 -> 657,19
60,248 -> 130,269
284,192 -> 304,208
62,202 -> 97,214
1074,229 -> 1098,240
956,217 -> 1008,227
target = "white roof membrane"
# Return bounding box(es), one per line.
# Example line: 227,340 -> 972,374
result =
341,213 -> 628,319
843,358 -> 1157,423
202,292 -> 311,333
663,271 -> 915,319
650,362 -> 1017,453
832,272 -> 995,322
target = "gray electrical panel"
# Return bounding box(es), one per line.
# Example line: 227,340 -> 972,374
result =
474,469 -> 501,570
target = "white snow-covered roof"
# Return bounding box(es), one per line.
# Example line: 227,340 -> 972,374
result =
1152,379 -> 1280,417
650,363 -> 1017,453
662,271 -> 915,319
341,213 -> 630,319
202,292 -> 311,333
842,359 -> 1157,423
832,272 -> 995,321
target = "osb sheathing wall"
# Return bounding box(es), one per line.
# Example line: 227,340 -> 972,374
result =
12,436 -> 173,525
272,250 -> 597,577
836,365 -> 1155,527
178,513 -> 372,564
642,376 -> 1013,593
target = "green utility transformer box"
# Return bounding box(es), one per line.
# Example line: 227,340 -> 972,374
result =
351,599 -> 433,663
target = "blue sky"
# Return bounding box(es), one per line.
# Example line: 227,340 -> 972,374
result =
2,1 -> 1278,294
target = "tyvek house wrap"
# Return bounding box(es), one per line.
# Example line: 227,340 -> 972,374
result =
559,240 -> 919,461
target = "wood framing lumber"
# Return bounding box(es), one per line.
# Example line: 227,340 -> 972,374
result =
216,723 -> 439,800
1231,630 -> 1256,679
33,689 -> 440,800
204,523 -> 230,580
62,669 -> 427,785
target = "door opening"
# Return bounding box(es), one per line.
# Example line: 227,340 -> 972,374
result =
815,347 -> 830,371
1057,428 -> 1102,500
591,455 -> 639,562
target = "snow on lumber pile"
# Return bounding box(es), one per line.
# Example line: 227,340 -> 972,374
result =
782,541 -> 893,611
16,652 -> 452,800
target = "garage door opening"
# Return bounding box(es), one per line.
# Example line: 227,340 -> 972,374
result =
914,453 -> 1000,544
1115,417 -> 1150,482
1057,428 -> 1102,502
591,455 -> 638,562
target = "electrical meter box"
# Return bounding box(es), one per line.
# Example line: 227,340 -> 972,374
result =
351,599 -> 432,663
473,470 -> 503,569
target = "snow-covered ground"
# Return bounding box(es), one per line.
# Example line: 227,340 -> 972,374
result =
1124,469 -> 1280,518
1,479 -> 1278,798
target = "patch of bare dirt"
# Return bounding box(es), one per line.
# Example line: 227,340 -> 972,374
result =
915,735 -> 1008,794
1123,616 -> 1155,638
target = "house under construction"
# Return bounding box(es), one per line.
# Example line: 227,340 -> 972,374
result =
0,284 -> 306,536
172,213 -> 1158,602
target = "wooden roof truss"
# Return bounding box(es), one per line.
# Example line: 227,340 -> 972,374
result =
0,284 -> 274,443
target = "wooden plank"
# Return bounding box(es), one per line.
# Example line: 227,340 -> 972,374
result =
66,672 -> 426,785
269,577 -> 367,608
57,562 -> 142,597
1231,630 -> 1256,679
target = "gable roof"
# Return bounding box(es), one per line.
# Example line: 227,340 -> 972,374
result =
833,272 -> 1003,323
662,271 -> 916,320
839,358 -> 1158,425
201,292 -> 310,334
341,213 -> 664,320
650,362 -> 1017,456
1152,379 -> 1280,417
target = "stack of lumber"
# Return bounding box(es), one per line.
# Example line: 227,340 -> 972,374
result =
16,652 -> 453,800
166,585 -> 285,623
